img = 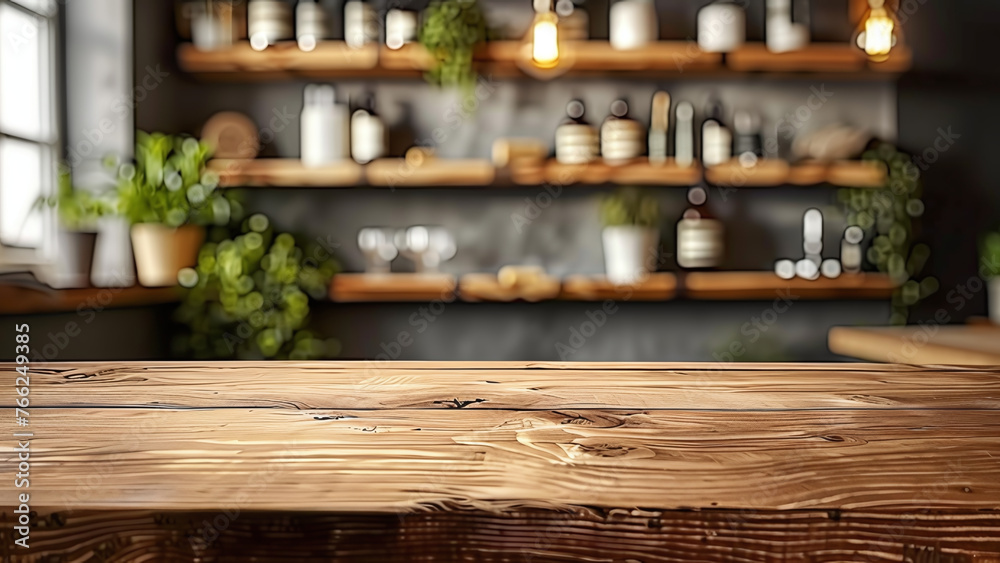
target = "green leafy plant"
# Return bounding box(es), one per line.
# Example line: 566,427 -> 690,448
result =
113,131 -> 238,227
419,0 -> 490,90
838,142 -> 937,324
34,169 -> 114,231
982,230 -> 1000,278
600,187 -> 660,228
174,213 -> 340,360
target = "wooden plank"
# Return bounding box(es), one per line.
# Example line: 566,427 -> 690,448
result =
6,406 -> 1000,512
830,325 -> 1000,365
16,362 -> 1000,411
6,509 -> 999,562
459,273 -> 561,302
560,273 -> 678,301
209,158 -> 364,188
0,285 -> 179,315
827,160 -> 888,188
684,271 -> 897,300
365,158 -> 496,187
330,273 -> 457,302
706,159 -> 791,187
727,43 -> 868,72
177,41 -> 379,75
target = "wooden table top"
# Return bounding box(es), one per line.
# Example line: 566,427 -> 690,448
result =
830,325 -> 1000,365
6,361 -> 1000,515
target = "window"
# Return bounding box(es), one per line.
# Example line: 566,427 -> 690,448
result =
0,0 -> 58,264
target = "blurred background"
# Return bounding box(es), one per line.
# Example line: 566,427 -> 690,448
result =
0,0 -> 997,363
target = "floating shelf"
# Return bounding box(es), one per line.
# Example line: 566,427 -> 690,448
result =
684,272 -> 897,300
209,159 -> 363,187
330,273 -> 457,302
706,159 -> 886,188
366,158 -> 496,187
179,40 -> 910,80
327,271 -> 895,303
210,157 -> 882,189
459,273 -> 562,302
0,284 -> 180,315
560,273 -> 678,301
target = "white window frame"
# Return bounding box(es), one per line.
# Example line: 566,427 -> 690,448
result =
0,0 -> 60,271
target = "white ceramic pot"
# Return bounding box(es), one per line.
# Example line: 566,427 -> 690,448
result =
698,2 -> 746,53
602,226 -> 659,284
91,216 -> 136,287
990,277 -> 1000,326
610,0 -> 658,51
131,224 -> 205,287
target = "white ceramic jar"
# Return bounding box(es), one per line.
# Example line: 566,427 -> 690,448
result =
697,2 -> 746,53
609,0 -> 658,50
300,85 -> 350,167
248,0 -> 293,51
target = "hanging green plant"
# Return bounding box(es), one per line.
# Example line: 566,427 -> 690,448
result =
838,142 -> 938,325
113,131 -> 239,228
419,0 -> 490,90
173,213 -> 340,360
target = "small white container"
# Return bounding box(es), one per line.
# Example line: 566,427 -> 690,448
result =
296,0 -> 329,52
602,226 -> 659,284
609,0 -> 658,50
345,1 -> 378,49
697,2 -> 746,53
386,9 -> 418,50
248,0 -> 293,51
351,96 -> 387,165
300,85 -> 350,167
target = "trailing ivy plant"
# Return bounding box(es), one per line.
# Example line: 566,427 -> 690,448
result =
173,213 -> 340,360
113,131 -> 239,227
419,0 -> 490,91
600,187 -> 660,228
838,142 -> 938,325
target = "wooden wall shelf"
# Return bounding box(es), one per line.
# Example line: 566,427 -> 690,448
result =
331,273 -> 457,302
180,40 -> 910,80
684,272 -> 897,300
0,284 -> 180,315
560,273 -> 678,301
328,271 -> 895,303
707,160 -> 886,188
210,158 -> 883,189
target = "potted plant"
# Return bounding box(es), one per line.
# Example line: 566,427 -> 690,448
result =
600,187 -> 660,284
982,229 -> 1000,325
34,170 -> 114,288
174,213 -> 340,359
419,0 -> 490,91
114,132 -> 238,287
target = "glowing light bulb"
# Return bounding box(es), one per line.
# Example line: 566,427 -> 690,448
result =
531,12 -> 560,68
864,7 -> 893,56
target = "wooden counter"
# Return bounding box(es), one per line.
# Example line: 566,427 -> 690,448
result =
3,361 -> 999,561
830,324 -> 1000,365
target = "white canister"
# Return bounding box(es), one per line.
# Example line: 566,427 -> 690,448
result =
296,1 -> 329,52
602,226 -> 660,284
248,0 -> 293,51
697,2 -> 746,53
345,1 -> 379,49
386,9 -> 418,50
301,85 -> 350,167
351,110 -> 387,165
609,0 -> 658,50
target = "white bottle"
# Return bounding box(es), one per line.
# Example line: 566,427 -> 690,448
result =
766,0 -> 809,53
385,9 -> 418,50
697,1 -> 746,53
350,93 -> 387,165
300,85 -> 350,167
609,0 -> 657,50
248,0 -> 293,51
296,0 -> 328,52
345,0 -> 378,49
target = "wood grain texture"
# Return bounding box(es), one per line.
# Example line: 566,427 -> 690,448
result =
365,158 -> 496,187
560,273 -> 678,301
684,272 -> 898,300
4,509 -> 1000,562
329,273 -> 457,302
2,362 -> 1000,515
829,325 -> 1000,365
459,273 -> 562,302
209,158 -> 363,188
0,285 -> 179,315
